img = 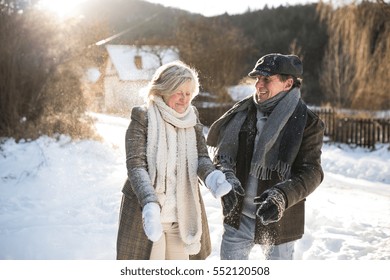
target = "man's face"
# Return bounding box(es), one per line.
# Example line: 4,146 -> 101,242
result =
254,75 -> 293,103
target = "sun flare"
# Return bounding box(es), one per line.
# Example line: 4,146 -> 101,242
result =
36,0 -> 87,18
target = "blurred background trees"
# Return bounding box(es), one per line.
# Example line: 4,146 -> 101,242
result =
0,0 -> 106,140
318,0 -> 390,110
176,16 -> 253,101
0,0 -> 389,141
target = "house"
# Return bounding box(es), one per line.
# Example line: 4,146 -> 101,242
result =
103,44 -> 180,114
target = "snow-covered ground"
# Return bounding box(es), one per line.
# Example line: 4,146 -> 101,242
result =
0,112 -> 389,261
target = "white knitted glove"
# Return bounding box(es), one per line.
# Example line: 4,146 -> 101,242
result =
142,202 -> 163,242
205,170 -> 232,199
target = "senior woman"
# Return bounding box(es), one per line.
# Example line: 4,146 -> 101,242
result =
116,60 -> 231,260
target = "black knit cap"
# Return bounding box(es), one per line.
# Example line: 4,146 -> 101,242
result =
248,53 -> 303,78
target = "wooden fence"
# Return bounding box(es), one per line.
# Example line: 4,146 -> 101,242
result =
306,108 -> 390,149
196,104 -> 390,149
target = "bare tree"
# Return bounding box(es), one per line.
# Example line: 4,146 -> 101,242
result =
0,9 -> 97,140
317,0 -> 390,110
175,16 -> 253,101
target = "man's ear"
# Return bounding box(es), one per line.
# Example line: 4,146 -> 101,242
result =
284,78 -> 293,90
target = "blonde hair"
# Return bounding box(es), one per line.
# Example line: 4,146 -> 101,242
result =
147,60 -> 200,101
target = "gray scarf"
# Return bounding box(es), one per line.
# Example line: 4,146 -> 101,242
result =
207,87 -> 307,180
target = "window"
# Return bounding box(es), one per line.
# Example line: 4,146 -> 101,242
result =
134,55 -> 143,69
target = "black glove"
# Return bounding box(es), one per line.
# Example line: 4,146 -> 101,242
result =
254,188 -> 286,225
221,171 -> 245,216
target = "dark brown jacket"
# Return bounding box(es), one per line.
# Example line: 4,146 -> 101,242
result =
208,97 -> 324,245
116,106 -> 213,259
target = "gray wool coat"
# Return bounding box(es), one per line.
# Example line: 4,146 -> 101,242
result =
116,105 -> 214,260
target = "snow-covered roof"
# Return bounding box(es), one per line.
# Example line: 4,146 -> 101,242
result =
105,44 -> 180,81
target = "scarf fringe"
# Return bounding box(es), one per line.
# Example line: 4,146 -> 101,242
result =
250,160 -> 291,181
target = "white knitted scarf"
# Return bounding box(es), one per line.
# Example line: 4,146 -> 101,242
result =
147,96 -> 202,255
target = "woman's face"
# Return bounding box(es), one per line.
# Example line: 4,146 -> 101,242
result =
163,80 -> 194,113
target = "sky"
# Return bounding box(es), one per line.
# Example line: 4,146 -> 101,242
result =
145,0 -> 320,16
0,86 -> 389,270
36,0 -> 321,18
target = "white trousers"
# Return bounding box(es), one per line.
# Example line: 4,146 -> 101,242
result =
150,222 -> 189,260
